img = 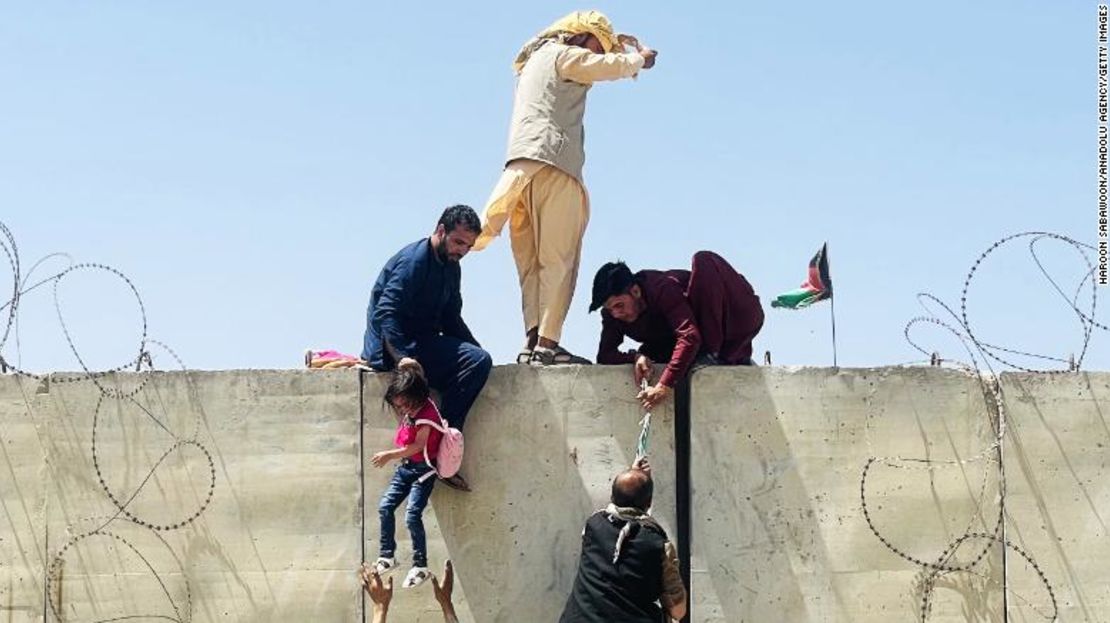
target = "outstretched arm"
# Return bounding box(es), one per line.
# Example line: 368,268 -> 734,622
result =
655,284 -> 702,390
556,46 -> 648,84
433,560 -> 459,623
360,564 -> 394,623
638,281 -> 701,410
370,427 -> 431,467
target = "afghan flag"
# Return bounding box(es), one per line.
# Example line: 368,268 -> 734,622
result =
771,243 -> 833,309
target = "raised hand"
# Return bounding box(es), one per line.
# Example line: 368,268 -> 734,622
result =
634,355 -> 654,387
432,560 -> 458,622
637,383 -> 671,411
360,563 -> 394,607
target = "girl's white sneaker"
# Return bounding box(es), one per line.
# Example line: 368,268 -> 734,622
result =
402,566 -> 431,588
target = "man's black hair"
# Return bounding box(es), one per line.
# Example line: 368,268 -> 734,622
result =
589,260 -> 636,313
438,204 -> 481,235
611,469 -> 653,511
383,367 -> 431,410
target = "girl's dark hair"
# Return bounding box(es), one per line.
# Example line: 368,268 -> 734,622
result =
384,368 -> 431,411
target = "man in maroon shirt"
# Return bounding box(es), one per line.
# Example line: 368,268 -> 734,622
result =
590,251 -> 764,409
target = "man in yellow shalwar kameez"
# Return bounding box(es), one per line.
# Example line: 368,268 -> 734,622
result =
473,10 -> 657,366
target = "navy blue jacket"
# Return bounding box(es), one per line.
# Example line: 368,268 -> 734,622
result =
362,238 -> 478,369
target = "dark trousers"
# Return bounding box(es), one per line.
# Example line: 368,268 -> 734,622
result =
378,460 -> 436,567
412,335 -> 492,430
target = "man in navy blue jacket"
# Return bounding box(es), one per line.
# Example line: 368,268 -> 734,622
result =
362,205 -> 493,491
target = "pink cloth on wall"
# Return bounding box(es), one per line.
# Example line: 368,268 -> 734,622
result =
306,349 -> 365,369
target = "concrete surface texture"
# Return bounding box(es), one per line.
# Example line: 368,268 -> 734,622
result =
690,366 -> 1109,622
0,370 -> 363,622
1,365 -> 1107,622
361,364 -> 676,622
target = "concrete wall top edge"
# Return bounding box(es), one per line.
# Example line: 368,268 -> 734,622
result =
5,365 -> 1109,379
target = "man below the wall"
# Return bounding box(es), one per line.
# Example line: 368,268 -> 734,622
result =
560,458 -> 687,622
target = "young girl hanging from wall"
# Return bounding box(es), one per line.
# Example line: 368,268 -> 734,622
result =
371,366 -> 444,588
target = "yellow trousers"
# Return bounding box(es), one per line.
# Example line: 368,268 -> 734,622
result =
475,161 -> 589,343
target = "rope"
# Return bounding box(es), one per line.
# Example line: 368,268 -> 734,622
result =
635,379 -> 652,462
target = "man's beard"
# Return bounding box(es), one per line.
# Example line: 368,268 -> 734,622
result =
435,242 -> 453,263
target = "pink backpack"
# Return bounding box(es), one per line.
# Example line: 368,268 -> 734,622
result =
415,402 -> 464,481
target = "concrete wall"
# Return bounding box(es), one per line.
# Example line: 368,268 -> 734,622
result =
0,370 -> 363,622
996,372 -> 1110,622
0,366 -> 673,622
1,366 -> 1107,622
689,367 -> 1110,622
362,365 -> 676,622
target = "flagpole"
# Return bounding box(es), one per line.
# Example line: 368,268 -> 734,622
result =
830,288 -> 838,367
828,242 -> 837,367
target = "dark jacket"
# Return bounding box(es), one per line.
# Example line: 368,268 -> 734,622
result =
559,511 -> 669,623
361,238 -> 477,368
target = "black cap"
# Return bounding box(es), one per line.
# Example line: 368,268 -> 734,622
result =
589,261 -> 635,312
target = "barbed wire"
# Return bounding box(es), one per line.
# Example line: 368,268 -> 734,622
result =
861,232 -> 1106,621
1,220 -> 214,622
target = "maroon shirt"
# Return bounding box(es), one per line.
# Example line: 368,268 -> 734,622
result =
597,252 -> 764,388
597,270 -> 700,388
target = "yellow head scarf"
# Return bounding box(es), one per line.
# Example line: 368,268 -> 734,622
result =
513,10 -> 622,74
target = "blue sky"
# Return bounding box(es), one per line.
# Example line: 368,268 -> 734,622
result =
1,2 -> 1105,372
